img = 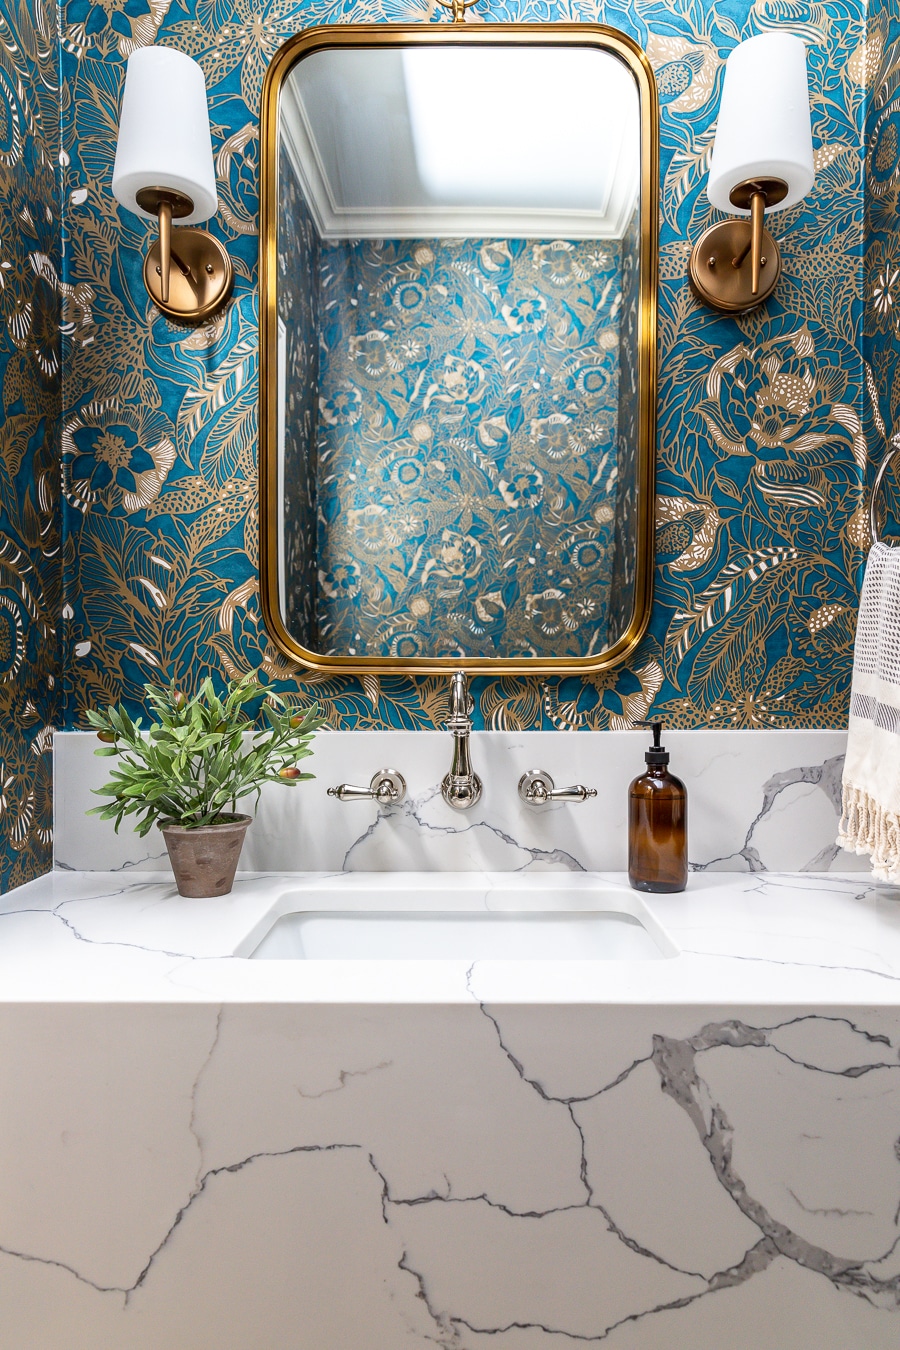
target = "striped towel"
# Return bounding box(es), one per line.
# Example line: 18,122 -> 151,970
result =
838,541 -> 900,880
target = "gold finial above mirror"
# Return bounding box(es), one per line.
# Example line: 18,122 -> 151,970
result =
259,23 -> 659,675
435,0 -> 481,22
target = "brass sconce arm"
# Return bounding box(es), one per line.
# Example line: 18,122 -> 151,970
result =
133,185 -> 233,323
135,186 -> 194,306
688,176 -> 787,314
749,189 -> 764,295
729,176 -> 787,297
726,190 -> 765,295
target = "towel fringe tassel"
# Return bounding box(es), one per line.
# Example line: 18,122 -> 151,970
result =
837,782 -> 900,883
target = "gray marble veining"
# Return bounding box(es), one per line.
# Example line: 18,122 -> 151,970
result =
3,996 -> 898,1347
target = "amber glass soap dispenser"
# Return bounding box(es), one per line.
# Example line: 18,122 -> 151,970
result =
628,721 -> 687,893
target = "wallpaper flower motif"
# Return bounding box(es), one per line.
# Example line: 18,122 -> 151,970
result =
62,400 -> 176,513
58,0 -> 871,735
0,0 -> 60,891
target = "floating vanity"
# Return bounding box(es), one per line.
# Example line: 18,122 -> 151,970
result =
1,868 -> 899,1349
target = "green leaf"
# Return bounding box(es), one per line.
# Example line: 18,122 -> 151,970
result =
87,681 -> 321,831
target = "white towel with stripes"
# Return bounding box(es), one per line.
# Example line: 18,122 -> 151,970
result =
838,541 -> 900,881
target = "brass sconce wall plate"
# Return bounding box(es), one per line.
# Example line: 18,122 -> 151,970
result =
143,230 -> 234,322
688,217 -> 781,313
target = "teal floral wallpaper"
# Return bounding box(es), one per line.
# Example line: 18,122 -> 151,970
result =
309,234 -> 621,660
0,0 -> 60,891
57,0 -> 871,733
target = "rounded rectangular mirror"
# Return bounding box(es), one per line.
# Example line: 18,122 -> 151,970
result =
260,24 -> 658,673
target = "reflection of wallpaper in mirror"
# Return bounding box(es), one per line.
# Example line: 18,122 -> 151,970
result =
311,236 -> 622,659
607,202 -> 642,644
278,145 -> 319,644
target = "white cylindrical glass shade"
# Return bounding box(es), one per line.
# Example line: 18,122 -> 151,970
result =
112,46 -> 217,224
707,33 -> 814,215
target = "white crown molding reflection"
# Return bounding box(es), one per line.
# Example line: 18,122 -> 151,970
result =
280,52 -> 639,241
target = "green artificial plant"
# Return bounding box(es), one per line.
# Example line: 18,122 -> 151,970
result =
87,676 -> 323,836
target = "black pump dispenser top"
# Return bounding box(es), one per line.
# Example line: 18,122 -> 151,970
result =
638,720 -> 669,766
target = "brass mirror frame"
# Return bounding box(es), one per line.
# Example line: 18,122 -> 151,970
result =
259,23 -> 659,675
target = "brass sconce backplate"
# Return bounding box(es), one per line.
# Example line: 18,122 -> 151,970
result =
143,229 -> 234,323
688,218 -> 781,314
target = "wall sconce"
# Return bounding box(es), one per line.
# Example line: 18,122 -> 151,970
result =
112,46 -> 233,324
688,33 -> 814,314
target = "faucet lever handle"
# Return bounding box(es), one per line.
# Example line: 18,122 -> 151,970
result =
328,768 -> 407,805
518,770 -> 597,807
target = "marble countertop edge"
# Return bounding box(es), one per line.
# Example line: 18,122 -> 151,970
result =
0,868 -> 898,1007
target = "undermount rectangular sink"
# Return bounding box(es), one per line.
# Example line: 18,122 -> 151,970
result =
249,883 -> 675,961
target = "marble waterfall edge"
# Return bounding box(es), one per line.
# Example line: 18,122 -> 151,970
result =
54,728 -> 864,875
2,968 -> 898,1348
3,865 -> 899,1346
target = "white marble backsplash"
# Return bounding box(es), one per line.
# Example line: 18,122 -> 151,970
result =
54,728 -> 867,876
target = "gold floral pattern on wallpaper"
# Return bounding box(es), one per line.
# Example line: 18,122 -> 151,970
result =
58,0 -> 874,735
304,234 -> 622,660
0,0 -> 60,890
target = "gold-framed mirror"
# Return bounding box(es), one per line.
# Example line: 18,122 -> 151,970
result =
259,23 -> 658,674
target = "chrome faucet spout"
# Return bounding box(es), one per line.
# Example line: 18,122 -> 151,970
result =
441,671 -> 482,810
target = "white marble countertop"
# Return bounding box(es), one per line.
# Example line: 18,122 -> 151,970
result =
1,869 -> 899,1005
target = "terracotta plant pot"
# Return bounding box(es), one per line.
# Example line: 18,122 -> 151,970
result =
159,814 -> 252,897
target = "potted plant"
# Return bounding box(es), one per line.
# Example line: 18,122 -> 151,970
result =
87,676 -> 323,897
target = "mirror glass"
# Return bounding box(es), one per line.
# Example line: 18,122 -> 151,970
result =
266,31 -> 655,669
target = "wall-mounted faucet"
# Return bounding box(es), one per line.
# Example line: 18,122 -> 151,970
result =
441,671 -> 482,810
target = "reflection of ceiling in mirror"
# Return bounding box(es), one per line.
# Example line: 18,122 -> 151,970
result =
280,46 -> 640,240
